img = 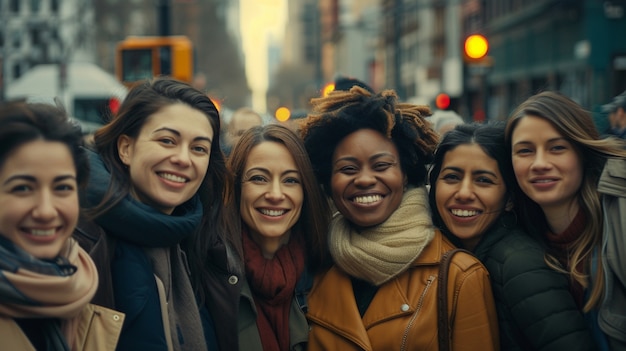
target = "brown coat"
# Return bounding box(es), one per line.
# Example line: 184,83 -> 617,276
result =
0,304 -> 125,351
306,231 -> 499,351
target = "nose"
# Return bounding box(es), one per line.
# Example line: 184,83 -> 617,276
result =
530,149 -> 552,171
32,190 -> 58,221
353,169 -> 376,188
171,147 -> 191,167
265,180 -> 285,202
454,179 -> 475,201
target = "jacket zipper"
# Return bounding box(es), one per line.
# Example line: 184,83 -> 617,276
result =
400,275 -> 435,351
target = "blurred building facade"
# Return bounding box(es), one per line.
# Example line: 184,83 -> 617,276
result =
268,0 -> 626,131
0,0 -> 94,101
92,0 -> 250,109
477,0 -> 626,129
266,0 -> 322,113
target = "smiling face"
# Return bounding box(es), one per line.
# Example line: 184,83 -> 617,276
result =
0,140 -> 79,259
331,129 -> 406,228
240,141 -> 303,257
117,103 -> 213,214
510,115 -> 583,215
435,144 -> 509,250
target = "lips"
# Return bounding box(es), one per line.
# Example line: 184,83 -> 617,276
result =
158,172 -> 188,183
530,177 -> 558,183
450,208 -> 480,217
351,194 -> 383,204
28,228 -> 57,237
259,208 -> 288,217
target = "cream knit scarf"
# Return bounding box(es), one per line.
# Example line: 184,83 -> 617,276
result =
329,186 -> 435,286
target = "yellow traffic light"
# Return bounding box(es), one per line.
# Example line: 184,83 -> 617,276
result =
322,83 -> 335,97
464,34 -> 489,60
275,106 -> 291,122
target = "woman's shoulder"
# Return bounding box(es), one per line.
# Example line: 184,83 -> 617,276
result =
75,304 -> 126,351
436,232 -> 486,273
484,226 -> 546,264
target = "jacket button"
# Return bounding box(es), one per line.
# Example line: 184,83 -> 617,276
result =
401,304 -> 410,312
228,275 -> 239,285
113,314 -> 121,321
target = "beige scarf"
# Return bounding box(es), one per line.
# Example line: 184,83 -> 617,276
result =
0,239 -> 97,319
329,186 -> 435,286
0,238 -> 98,349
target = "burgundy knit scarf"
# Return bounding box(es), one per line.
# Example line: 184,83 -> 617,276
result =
243,230 -> 305,351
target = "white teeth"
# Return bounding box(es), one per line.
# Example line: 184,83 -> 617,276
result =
260,209 -> 286,217
353,195 -> 383,204
30,229 -> 55,236
451,209 -> 479,217
159,173 -> 186,183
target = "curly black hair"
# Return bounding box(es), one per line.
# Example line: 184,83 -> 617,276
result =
299,86 -> 439,196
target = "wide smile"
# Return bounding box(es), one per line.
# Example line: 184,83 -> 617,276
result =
21,226 -> 62,242
158,172 -> 189,183
350,194 -> 384,205
450,208 -> 481,217
258,208 -> 289,217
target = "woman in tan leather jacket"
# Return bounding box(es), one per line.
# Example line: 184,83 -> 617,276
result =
299,86 -> 499,351
0,102 -> 124,350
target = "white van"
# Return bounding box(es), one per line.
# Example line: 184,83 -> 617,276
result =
5,62 -> 128,134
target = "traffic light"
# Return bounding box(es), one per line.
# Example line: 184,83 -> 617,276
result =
435,93 -> 451,110
275,106 -> 291,122
322,83 -> 335,97
463,34 -> 493,66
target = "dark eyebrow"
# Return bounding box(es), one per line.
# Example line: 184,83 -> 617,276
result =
334,152 -> 396,165
441,166 -> 498,178
153,127 -> 212,143
3,174 -> 76,185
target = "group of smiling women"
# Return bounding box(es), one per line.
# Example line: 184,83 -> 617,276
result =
0,76 -> 625,351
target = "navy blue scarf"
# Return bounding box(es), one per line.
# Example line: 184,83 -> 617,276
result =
82,149 -> 203,247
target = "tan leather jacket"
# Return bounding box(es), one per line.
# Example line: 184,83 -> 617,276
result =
0,304 -> 125,351
306,231 -> 499,351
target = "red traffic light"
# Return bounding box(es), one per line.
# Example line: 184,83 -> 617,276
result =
108,97 -> 120,114
435,93 -> 451,110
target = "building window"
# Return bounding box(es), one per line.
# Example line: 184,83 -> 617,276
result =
31,0 -> 41,13
51,0 -> 59,13
10,0 -> 20,13
31,28 -> 41,46
13,64 -> 21,80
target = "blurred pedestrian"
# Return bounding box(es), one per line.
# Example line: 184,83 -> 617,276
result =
74,77 -> 239,351
333,75 -> 375,94
428,110 -> 465,136
430,122 -> 596,350
602,92 -> 626,139
222,107 -> 263,156
225,124 -> 330,351
505,91 -> 626,350
300,86 -> 499,350
0,102 -> 124,350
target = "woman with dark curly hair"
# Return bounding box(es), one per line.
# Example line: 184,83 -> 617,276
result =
299,86 -> 498,350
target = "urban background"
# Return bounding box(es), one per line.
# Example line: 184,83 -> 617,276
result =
0,0 -> 625,131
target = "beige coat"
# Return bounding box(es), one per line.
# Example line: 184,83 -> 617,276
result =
0,304 -> 124,351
